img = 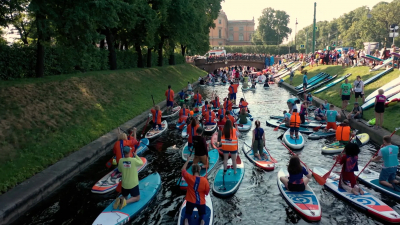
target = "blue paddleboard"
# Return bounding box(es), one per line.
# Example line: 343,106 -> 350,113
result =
314,73 -> 352,94
212,155 -> 245,198
177,194 -> 213,225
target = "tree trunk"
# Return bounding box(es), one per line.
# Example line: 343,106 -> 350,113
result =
125,43 -> 129,50
158,37 -> 164,67
169,49 -> 175,65
100,39 -> 105,49
105,28 -> 117,70
35,13 -> 45,78
181,44 -> 186,57
135,43 -> 143,68
147,48 -> 152,67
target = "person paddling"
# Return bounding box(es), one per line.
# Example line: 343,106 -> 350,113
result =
239,98 -> 248,112
223,97 -> 233,111
225,111 -> 236,124
187,118 -> 200,150
290,109 -> 301,139
165,85 -> 175,114
113,146 -> 144,210
151,105 -> 162,130
211,96 -> 220,109
217,120 -> 239,174
192,127 -> 209,169
237,108 -> 249,124
228,82 -> 239,105
193,91 -> 202,107
204,106 -> 216,125
202,101 -> 209,117
181,154 -> 210,225
280,155 -> 312,192
252,120 -> 267,160
371,135 -> 400,191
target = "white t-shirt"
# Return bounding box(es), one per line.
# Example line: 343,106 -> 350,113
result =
353,80 -> 364,93
291,104 -> 298,113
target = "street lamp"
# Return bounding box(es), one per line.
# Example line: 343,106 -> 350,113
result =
390,24 -> 399,45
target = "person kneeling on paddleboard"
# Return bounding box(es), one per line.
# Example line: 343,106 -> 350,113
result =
151,105 -> 162,130
335,143 -> 364,195
192,127 -> 209,169
181,155 -> 210,225
252,120 -> 268,160
336,120 -> 352,145
325,105 -> 340,131
113,146 -> 144,210
371,135 -> 400,192
280,156 -> 312,192
283,110 -> 291,127
237,108 -> 249,125
290,109 -> 300,139
314,104 -> 326,121
239,98 -> 248,112
204,106 -> 216,125
228,82 -> 239,105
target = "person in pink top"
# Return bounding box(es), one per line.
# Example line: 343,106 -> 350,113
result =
374,89 -> 386,129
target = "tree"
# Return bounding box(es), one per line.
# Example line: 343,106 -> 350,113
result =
256,8 -> 292,45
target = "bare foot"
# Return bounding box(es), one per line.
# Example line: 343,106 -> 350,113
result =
351,188 -> 360,196
359,188 -> 365,195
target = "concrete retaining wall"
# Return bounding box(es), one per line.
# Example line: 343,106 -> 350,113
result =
279,81 -> 400,146
0,80 -> 202,225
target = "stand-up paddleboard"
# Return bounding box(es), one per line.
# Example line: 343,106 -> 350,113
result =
243,143 -> 275,171
177,194 -> 213,225
366,54 -> 383,62
365,76 -> 400,102
370,57 -> 394,71
136,138 -> 150,156
181,142 -> 194,162
162,106 -> 181,119
321,133 -> 370,154
308,130 -> 336,140
204,123 -> 217,135
362,85 -> 400,110
213,155 -> 245,198
298,74 -> 337,94
231,109 -> 254,121
294,73 -> 326,90
266,119 -> 313,134
283,129 -> 304,150
364,67 -> 393,86
241,86 -> 255,91
314,73 -> 352,94
176,122 -> 186,130
270,116 -> 325,123
356,168 -> 400,200
178,149 -> 219,190
313,167 -> 400,223
211,107 -> 219,112
92,173 -> 162,225
145,120 -> 168,139
182,125 -> 189,139
277,169 -> 322,221
92,157 -> 148,194
236,120 -> 252,132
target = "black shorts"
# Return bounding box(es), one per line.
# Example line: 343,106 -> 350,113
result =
375,102 -> 385,113
185,201 -> 206,217
303,83 -> 307,89
355,92 -> 364,98
342,95 -> 350,101
122,185 -> 140,198
288,183 -> 306,192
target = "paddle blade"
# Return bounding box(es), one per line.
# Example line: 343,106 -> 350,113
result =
116,181 -> 122,193
355,136 -> 362,146
312,172 -> 326,185
269,156 -> 278,163
313,125 -> 322,131
273,126 -> 280,131
277,133 -> 284,140
105,157 -> 113,168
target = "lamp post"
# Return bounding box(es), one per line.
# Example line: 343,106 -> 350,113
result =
312,2 -> 317,53
390,24 -> 399,45
295,18 -> 298,52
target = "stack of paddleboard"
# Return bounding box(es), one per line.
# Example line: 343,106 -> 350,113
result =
294,72 -> 326,90
364,67 -> 393,86
362,84 -> 400,110
321,133 -> 370,153
370,57 -> 393,71
313,73 -> 352,94
92,173 -> 162,225
298,74 -> 338,95
145,120 -> 168,139
313,167 -> 400,223
364,76 -> 400,101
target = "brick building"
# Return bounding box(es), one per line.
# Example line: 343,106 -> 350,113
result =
209,10 -> 255,46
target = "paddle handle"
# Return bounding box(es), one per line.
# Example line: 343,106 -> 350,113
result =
151,95 -> 155,106
324,134 -> 357,176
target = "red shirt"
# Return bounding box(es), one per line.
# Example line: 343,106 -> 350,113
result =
182,170 -> 210,205
113,139 -> 132,164
193,93 -> 202,103
205,111 -> 216,123
127,135 -> 139,151
151,109 -> 162,124
187,124 -> 200,143
165,89 -> 175,101
228,84 -> 239,94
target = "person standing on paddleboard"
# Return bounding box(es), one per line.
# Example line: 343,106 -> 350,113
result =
252,120 -> 267,160
374,89 -> 386,130
299,102 -> 307,124
283,110 -> 291,127
127,128 -> 139,151
113,146 -> 144,210
336,119 -> 352,145
187,118 -> 200,150
204,106 -> 216,125
165,85 -> 174,114
289,109 -> 301,139
335,143 -> 364,195
192,127 -> 209,169
280,156 -> 312,192
181,154 -> 210,225
151,105 -> 162,130
228,81 -> 239,105
216,120 -> 239,174
372,135 -> 400,191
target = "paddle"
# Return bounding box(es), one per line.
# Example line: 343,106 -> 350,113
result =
177,144 -> 195,187
106,127 -> 122,168
280,141 -> 325,185
264,147 -> 278,163
274,121 -> 284,131
355,127 -> 400,180
242,91 -> 250,113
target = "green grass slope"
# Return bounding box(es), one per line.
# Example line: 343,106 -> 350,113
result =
0,64 -> 206,193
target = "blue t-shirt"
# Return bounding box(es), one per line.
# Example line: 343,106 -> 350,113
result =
287,98 -> 295,104
326,110 -> 337,122
289,167 -> 309,184
179,91 -> 185,99
303,75 -> 308,84
284,113 -> 291,120
307,96 -> 313,102
379,145 -> 399,168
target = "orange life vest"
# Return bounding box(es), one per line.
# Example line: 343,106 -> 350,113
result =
212,99 -> 220,108
151,109 -> 162,124
221,128 -> 238,151
187,124 -> 200,143
336,125 -> 351,141
290,112 -> 300,128
205,111 -> 216,123
239,101 -> 248,110
179,108 -> 189,119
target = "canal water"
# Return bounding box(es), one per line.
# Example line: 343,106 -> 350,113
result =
13,82 -> 399,225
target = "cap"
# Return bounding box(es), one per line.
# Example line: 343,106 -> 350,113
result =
123,146 -> 131,153
354,102 -> 359,105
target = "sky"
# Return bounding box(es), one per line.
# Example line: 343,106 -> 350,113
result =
221,0 -> 392,43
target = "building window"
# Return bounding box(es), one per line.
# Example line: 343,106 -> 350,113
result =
229,27 -> 233,31
218,29 -> 222,38
239,33 -> 244,41
249,34 -> 252,40
218,42 -> 222,46
239,27 -> 244,31
219,19 -> 221,24
229,34 -> 233,41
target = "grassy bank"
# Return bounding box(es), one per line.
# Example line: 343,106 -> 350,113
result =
0,64 -> 206,193
284,64 -> 400,132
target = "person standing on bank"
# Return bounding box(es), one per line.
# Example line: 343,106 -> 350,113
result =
113,146 -> 144,210
353,76 -> 365,103
374,89 -> 386,130
340,78 -> 352,114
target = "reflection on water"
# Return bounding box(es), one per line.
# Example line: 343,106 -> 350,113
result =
14,83 -> 399,225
